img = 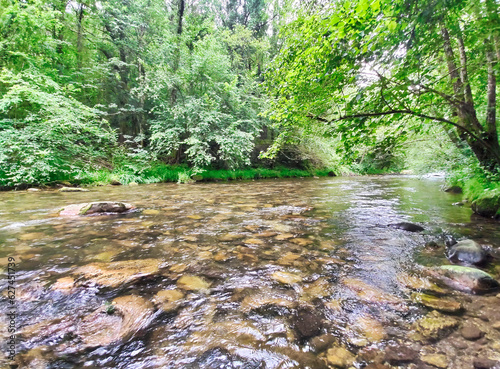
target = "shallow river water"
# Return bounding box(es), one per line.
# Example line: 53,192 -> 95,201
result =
1,176 -> 499,369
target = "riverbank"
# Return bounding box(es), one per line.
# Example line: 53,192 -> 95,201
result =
447,173 -> 500,219
2,163 -> 338,190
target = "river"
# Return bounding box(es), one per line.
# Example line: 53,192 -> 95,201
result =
1,176 -> 499,368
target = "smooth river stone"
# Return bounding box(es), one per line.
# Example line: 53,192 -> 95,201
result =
420,354 -> 449,369
433,265 -> 500,294
411,293 -> 463,313
77,295 -> 154,348
271,271 -> 303,284
447,239 -> 488,265
74,259 -> 163,288
326,347 -> 356,368
153,289 -> 185,312
176,275 -> 211,291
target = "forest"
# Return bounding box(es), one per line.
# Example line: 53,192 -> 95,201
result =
0,0 -> 499,211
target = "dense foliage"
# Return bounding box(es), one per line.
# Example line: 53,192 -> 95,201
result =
0,0 -> 288,186
0,0 -> 498,188
265,0 -> 500,173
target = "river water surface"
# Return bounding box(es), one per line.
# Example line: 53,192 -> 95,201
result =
1,176 -> 499,368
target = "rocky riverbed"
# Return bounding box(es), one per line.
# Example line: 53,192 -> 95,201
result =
1,176 -> 499,368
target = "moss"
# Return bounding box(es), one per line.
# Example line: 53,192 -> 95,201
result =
471,194 -> 500,218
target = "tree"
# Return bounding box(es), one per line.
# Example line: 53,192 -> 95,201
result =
265,0 -> 500,171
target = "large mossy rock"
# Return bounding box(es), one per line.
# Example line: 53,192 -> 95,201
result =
433,265 -> 499,294
471,194 -> 500,218
447,240 -> 488,266
59,201 -> 134,216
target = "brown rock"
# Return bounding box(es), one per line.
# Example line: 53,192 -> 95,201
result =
411,293 -> 463,313
271,271 -> 303,284
74,259 -> 162,288
326,346 -> 356,368
292,307 -> 323,339
59,201 -> 134,216
176,275 -> 211,291
461,324 -> 484,340
414,311 -> 459,340
384,344 -> 419,365
77,295 -> 154,348
473,357 -> 498,369
421,354 -> 448,368
310,334 -> 337,353
51,277 -> 75,293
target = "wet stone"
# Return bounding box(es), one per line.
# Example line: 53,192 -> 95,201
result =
447,240 -> 488,266
74,258 -> 163,288
51,277 -> 75,293
414,310 -> 459,341
384,344 -> 419,365
421,354 -> 448,368
411,293 -> 463,313
77,295 -> 155,348
432,266 -> 500,294
59,201 -> 134,216
153,289 -> 185,313
389,222 -> 425,232
291,307 -> 323,339
218,233 -> 245,241
176,275 -> 211,291
461,324 -> 484,340
59,187 -> 89,192
473,357 -> 498,369
271,271 -> 303,285
240,294 -> 297,313
310,334 -> 337,353
326,346 -> 356,368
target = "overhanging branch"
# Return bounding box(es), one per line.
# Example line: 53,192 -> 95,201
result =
307,109 -> 497,158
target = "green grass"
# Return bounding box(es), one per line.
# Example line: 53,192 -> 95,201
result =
71,163 -> 337,187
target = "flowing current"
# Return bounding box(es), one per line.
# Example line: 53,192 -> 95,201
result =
1,176 -> 499,368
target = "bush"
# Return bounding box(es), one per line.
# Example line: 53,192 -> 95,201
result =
0,69 -> 116,187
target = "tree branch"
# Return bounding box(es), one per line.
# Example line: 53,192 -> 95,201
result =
307,109 -> 494,155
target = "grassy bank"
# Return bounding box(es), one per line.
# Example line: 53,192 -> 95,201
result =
447,170 -> 500,218
69,163 -> 337,187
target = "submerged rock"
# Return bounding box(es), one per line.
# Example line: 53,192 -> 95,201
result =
176,275 -> 211,291
240,293 -> 297,313
411,292 -> 463,313
414,310 -> 459,340
271,271 -> 303,285
432,265 -> 500,294
74,258 -> 163,288
326,346 -> 356,368
153,289 -> 185,313
77,295 -> 155,348
59,187 -> 89,192
444,185 -> 462,194
59,201 -> 134,216
447,240 -> 488,266
389,222 -> 425,232
461,324 -> 484,340
343,278 -> 406,310
291,307 -> 323,339
420,354 -> 448,368
383,344 -> 419,365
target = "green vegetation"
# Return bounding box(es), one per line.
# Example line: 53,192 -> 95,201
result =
73,163 -> 336,186
0,0 -> 499,216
